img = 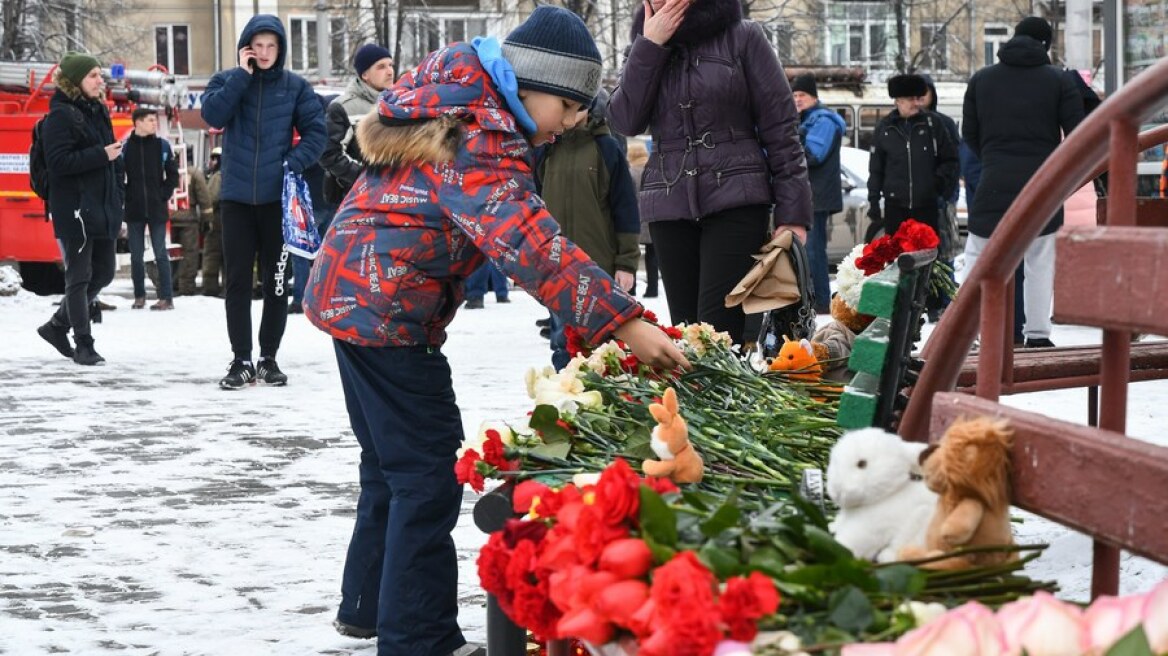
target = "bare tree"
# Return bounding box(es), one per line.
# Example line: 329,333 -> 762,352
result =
2,0 -> 148,63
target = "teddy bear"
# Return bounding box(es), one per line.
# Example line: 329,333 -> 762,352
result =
641,387 -> 704,484
809,293 -> 877,382
826,427 -> 937,562
898,416 -> 1017,570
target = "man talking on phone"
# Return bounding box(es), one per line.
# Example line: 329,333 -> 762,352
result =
201,14 -> 326,389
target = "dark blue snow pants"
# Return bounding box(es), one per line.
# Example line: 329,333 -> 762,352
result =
333,340 -> 466,656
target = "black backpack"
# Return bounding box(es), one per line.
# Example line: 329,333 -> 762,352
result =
29,116 -> 50,200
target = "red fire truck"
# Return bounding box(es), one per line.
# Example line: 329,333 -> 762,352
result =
0,61 -> 188,294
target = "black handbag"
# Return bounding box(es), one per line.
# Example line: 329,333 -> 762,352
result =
756,235 -> 817,358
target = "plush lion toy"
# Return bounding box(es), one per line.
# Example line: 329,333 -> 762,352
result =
899,416 -> 1016,569
642,387 -> 704,484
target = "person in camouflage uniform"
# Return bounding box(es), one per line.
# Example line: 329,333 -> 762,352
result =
201,148 -> 223,296
172,155 -> 215,295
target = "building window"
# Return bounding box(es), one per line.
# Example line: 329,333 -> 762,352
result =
919,24 -> 948,70
289,16 -> 318,71
400,13 -> 494,69
984,25 -> 1010,66
827,3 -> 895,70
155,24 -> 190,75
331,16 -> 350,74
763,22 -> 794,62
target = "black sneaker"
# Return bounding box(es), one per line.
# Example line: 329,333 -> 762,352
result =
38,321 -> 74,358
288,301 -> 304,314
535,318 -> 550,327
219,360 -> 257,389
1024,337 -> 1057,349
332,618 -> 376,639
73,335 -> 105,366
257,358 -> 288,386
451,644 -> 487,656
539,326 -> 551,339
464,298 -> 484,309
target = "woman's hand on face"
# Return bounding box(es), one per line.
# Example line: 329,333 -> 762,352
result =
642,0 -> 691,46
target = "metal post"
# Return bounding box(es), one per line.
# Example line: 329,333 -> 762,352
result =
486,594 -> 528,656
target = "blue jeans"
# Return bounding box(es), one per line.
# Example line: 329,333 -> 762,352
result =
806,210 -> 831,310
127,220 -> 173,300
548,312 -> 570,371
465,262 -> 508,301
333,340 -> 466,656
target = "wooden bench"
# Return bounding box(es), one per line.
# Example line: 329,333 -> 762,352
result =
956,341 -> 1168,394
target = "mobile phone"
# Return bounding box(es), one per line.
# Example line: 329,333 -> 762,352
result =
247,57 -> 257,72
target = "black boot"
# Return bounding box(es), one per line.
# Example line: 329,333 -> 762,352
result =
37,320 -> 74,358
73,335 -> 105,366
89,300 -> 103,324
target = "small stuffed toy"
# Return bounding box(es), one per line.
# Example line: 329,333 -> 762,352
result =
642,387 -> 704,484
808,245 -> 878,382
826,428 -> 937,562
899,416 -> 1016,569
769,336 -> 825,381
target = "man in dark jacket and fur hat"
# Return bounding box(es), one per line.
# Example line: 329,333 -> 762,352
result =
962,16 -> 1084,349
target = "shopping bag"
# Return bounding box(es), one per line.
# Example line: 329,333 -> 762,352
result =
725,230 -> 816,357
281,162 -> 321,259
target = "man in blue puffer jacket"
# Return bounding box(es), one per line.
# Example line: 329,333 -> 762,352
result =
201,14 -> 326,389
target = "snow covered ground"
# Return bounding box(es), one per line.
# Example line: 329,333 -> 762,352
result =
0,269 -> 1165,655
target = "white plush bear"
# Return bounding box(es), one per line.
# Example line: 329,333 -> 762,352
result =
826,427 -> 938,563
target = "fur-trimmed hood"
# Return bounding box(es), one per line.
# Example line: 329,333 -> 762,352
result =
630,0 -> 744,46
356,112 -> 463,167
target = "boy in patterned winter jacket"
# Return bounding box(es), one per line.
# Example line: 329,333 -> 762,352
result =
303,7 -> 687,656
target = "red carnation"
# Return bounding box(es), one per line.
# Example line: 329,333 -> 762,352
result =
455,449 -> 485,492
642,309 -> 659,324
649,551 -> 718,623
574,504 -> 630,566
477,532 -> 513,605
482,429 -> 517,472
513,480 -> 552,515
644,477 -> 680,496
718,572 -> 781,642
895,219 -> 939,253
593,458 -> 641,528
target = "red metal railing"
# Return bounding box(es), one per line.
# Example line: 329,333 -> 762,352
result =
899,56 -> 1168,599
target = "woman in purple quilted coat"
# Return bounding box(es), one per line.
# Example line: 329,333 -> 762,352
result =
609,0 -> 813,343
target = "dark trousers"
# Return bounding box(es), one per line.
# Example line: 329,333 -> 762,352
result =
806,210 -> 832,311
291,204 -> 336,304
333,340 -> 466,656
52,237 -> 116,338
649,205 -> 770,344
127,219 -> 173,300
465,261 -> 508,301
642,243 -> 659,296
221,201 -> 289,361
172,222 -> 200,294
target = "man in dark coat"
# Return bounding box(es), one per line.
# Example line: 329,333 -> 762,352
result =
962,16 -> 1084,348
36,52 -> 125,366
201,14 -> 326,388
123,107 -> 179,310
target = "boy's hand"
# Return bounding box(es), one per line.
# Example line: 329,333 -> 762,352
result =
776,225 -> 807,244
613,318 -> 691,371
615,271 -> 635,292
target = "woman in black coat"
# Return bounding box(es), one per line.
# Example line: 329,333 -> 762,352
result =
36,52 -> 125,366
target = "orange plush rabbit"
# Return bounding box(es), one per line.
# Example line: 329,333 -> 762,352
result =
642,387 -> 704,484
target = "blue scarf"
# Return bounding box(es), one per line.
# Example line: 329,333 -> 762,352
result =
471,36 -> 537,135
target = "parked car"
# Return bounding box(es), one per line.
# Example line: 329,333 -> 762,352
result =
825,146 -> 874,263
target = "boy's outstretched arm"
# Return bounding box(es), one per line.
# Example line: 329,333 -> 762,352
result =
613,318 -> 691,371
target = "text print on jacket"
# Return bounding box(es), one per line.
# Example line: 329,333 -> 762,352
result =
200,14 -> 327,205
303,43 -> 642,348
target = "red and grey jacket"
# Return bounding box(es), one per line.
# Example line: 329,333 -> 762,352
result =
304,42 -> 642,348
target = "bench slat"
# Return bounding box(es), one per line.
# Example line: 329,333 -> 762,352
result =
1054,227 -> 1168,334
954,341 -> 1168,391
930,392 -> 1168,565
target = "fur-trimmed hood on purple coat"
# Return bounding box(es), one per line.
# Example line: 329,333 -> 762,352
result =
610,0 -> 811,228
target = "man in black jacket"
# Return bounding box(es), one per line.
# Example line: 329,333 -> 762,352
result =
867,73 -> 959,238
123,107 -> 179,310
35,52 -> 124,365
320,43 -> 394,205
962,17 -> 1084,348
